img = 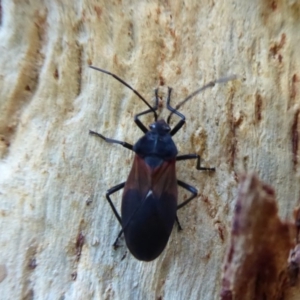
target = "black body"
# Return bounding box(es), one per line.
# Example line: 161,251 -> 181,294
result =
122,120 -> 178,261
89,66 -> 218,261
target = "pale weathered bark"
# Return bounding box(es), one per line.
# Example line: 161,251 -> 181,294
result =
0,1 -> 300,299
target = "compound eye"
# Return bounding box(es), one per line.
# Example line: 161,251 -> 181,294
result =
149,123 -> 156,130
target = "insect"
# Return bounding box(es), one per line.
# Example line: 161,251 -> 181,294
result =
89,65 -> 235,261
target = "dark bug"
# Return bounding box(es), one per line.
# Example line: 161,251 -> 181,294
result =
89,66 -> 235,261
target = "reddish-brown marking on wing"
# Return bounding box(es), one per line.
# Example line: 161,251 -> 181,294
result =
123,155 -> 177,201
123,155 -> 152,199
151,159 -> 177,201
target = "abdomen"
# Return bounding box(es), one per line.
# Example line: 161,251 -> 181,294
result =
122,189 -> 177,261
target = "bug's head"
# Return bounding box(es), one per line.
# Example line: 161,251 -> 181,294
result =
149,119 -> 171,135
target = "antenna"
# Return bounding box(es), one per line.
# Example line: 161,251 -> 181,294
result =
167,74 -> 237,124
89,66 -> 157,120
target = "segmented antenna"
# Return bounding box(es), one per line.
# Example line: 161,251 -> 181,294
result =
89,66 -> 158,120
167,74 -> 237,124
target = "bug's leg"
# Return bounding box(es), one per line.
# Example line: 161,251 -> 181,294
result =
175,155 -> 215,229
113,229 -> 124,249
177,180 -> 198,210
106,182 -> 125,225
89,130 -> 133,151
175,180 -> 198,231
166,87 -> 186,136
175,216 -> 183,231
134,88 -> 159,133
105,182 -> 126,248
176,154 -> 215,171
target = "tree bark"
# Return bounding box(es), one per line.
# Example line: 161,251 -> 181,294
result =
0,1 -> 300,299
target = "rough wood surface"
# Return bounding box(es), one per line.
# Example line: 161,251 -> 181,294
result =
0,1 -> 300,299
